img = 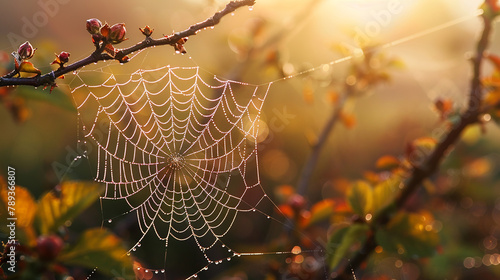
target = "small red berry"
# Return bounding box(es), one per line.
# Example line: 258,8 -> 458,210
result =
36,235 -> 64,262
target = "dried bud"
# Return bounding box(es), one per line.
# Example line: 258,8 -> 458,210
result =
174,37 -> 188,54
51,51 -> 70,67
17,41 -> 36,60
107,23 -> 127,44
86,18 -> 102,35
139,25 -> 154,37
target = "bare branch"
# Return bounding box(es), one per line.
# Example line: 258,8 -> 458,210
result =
0,0 -> 256,89
331,13 -> 493,280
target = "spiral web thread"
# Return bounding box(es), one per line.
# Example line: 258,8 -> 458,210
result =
70,65 -> 285,278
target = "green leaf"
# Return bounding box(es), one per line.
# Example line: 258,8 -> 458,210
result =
36,181 -> 104,234
58,228 -> 134,278
347,180 -> 372,216
327,223 -> 370,269
375,212 -> 439,258
16,85 -> 76,112
372,176 -> 400,215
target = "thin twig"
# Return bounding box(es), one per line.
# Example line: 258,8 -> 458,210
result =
0,0 -> 255,88
296,91 -> 348,196
331,13 -> 492,280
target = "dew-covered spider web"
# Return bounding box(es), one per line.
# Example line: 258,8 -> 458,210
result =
66,7 -> 483,279
70,61 -> 293,279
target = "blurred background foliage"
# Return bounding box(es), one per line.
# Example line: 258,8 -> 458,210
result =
2,0 -> 500,279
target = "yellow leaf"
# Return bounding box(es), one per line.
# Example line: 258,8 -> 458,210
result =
0,183 -> 37,245
309,199 -> 335,225
406,137 -> 437,167
372,176 -> 400,215
36,181 -> 104,234
18,61 -> 41,75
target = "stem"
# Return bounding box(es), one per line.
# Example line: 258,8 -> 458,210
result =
332,14 -> 492,279
0,0 -> 255,88
296,92 -> 348,196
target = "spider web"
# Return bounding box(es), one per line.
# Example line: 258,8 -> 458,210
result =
71,63 -> 280,278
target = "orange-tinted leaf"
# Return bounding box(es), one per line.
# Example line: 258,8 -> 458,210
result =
0,183 -> 37,245
100,23 -> 110,37
488,54 -> 500,71
363,171 -> 381,184
375,155 -> 400,171
332,178 -> 351,193
463,157 -> 492,178
308,199 -> 335,225
134,261 -> 155,280
340,111 -> 356,129
327,89 -> 339,105
274,184 -> 295,203
434,98 -> 453,120
484,92 -> 500,108
265,49 -> 279,64
303,84 -> 314,104
278,204 -> 294,219
297,210 -> 311,229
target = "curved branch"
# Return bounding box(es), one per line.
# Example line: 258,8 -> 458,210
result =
0,0 -> 255,88
332,14 -> 492,280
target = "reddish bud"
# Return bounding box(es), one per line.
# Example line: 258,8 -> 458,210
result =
36,235 -> 64,262
51,51 -> 70,67
107,23 -> 128,44
17,41 -> 36,60
86,18 -> 102,35
288,194 -> 306,211
139,25 -> 154,37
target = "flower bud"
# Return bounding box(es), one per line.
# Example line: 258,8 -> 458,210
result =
139,25 -> 154,37
17,41 -> 36,60
107,23 -> 127,44
51,51 -> 70,67
86,18 -> 102,35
